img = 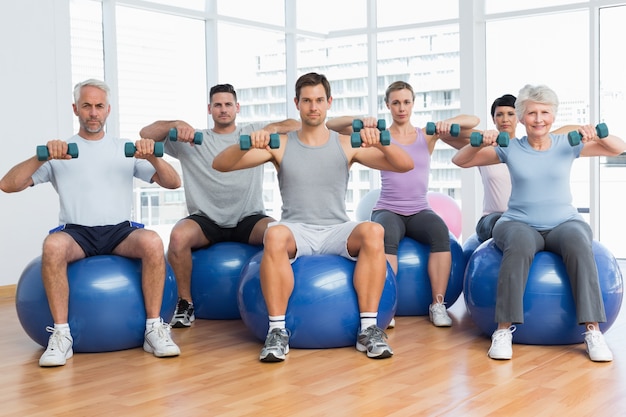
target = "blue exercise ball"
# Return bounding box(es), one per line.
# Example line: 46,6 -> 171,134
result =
462,233 -> 482,265
238,253 -> 397,349
395,234 -> 465,316
190,242 -> 262,319
16,255 -> 177,353
464,240 -> 623,345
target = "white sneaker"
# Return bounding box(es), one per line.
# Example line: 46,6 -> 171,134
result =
387,318 -> 396,329
39,326 -> 73,367
584,324 -> 613,362
144,319 -> 181,358
429,294 -> 452,327
488,326 -> 516,360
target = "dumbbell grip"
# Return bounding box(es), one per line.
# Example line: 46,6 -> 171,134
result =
124,142 -> 164,157
240,133 -> 280,150
470,132 -> 509,147
567,123 -> 609,147
36,143 -> 79,161
426,122 -> 460,137
352,119 -> 386,132
168,128 -> 203,145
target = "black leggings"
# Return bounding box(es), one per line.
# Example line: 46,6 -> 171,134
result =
371,209 -> 450,255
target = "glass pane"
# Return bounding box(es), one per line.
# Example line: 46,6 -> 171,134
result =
217,0 -> 284,26
141,0 -> 205,11
297,0 -> 366,34
116,6 -> 207,136
599,6 -> 626,258
115,5 -> 207,233
70,0 -> 104,133
486,11 -> 590,222
377,0 -> 458,27
217,22 -> 287,219
377,25 -> 461,201
486,0 -> 577,14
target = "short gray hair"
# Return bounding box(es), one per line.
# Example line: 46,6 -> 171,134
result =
73,79 -> 110,104
515,84 -> 558,121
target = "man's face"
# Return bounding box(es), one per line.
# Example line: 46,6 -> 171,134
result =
73,86 -> 110,135
209,92 -> 239,127
295,84 -> 330,127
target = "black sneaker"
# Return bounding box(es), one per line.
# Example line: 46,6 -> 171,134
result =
170,298 -> 195,328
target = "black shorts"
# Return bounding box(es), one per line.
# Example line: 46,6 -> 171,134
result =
50,221 -> 144,257
188,213 -> 269,244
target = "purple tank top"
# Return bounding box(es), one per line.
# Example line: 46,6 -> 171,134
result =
373,128 -> 430,215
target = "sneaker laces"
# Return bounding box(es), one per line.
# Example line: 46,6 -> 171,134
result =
362,325 -> 389,345
175,298 -> 190,313
583,324 -> 607,347
152,320 -> 174,341
434,294 -> 447,308
492,325 -> 516,343
45,326 -> 70,350
265,328 -> 290,348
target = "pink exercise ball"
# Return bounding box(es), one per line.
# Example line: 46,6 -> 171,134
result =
426,192 -> 462,238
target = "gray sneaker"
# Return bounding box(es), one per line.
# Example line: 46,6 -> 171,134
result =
356,325 -> 393,359
39,326 -> 73,367
170,298 -> 195,328
259,328 -> 290,362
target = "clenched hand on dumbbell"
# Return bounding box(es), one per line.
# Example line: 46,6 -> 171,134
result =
470,131 -> 510,147
425,121 -> 461,137
351,118 -> 390,148
124,139 -> 164,158
240,132 -> 281,150
168,127 -> 203,145
36,140 -> 79,161
567,123 -> 609,146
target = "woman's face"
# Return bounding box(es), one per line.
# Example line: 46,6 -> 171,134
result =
386,88 -> 414,124
493,105 -> 518,138
520,101 -> 554,138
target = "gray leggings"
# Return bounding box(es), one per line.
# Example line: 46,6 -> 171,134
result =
491,219 -> 606,324
371,209 -> 450,255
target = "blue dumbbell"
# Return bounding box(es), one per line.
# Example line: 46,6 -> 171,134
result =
125,141 -> 164,157
168,128 -> 203,145
567,123 -> 609,146
240,133 -> 280,150
351,119 -> 390,148
425,121 -> 460,137
470,131 -> 510,147
36,143 -> 79,161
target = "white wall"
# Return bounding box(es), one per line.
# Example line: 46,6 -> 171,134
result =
0,1 -> 73,286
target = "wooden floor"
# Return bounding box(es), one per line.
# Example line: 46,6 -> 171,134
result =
3,264 -> 626,417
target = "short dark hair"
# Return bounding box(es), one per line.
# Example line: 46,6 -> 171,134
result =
210,83 -> 237,102
295,72 -> 331,101
490,94 -> 516,117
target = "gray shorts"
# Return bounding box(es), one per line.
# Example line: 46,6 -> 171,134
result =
267,221 -> 360,262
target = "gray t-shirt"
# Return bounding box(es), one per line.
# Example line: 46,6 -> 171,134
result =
31,133 -> 156,226
165,122 -> 266,227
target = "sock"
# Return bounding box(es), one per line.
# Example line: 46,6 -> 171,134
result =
54,323 -> 70,334
146,317 -> 160,329
360,312 -> 378,330
268,315 -> 286,332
